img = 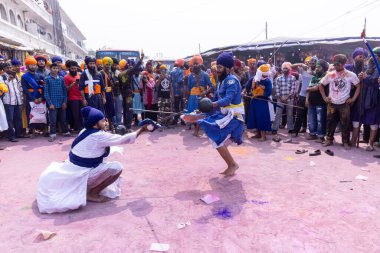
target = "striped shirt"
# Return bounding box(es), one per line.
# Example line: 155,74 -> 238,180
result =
3,77 -> 23,105
44,74 -> 67,108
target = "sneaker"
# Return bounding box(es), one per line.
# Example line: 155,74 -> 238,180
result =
62,132 -> 72,137
315,137 -> 325,143
48,136 -> 56,142
300,128 -> 307,133
306,134 -> 318,140
323,140 -> 333,147
9,138 -> 19,142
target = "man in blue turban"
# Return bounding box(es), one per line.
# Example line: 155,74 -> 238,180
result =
197,52 -> 244,177
37,106 -> 159,213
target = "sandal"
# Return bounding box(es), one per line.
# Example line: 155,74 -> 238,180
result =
365,146 -> 375,152
325,149 -> 334,156
295,148 -> 308,154
309,150 -> 321,156
272,136 -> 282,142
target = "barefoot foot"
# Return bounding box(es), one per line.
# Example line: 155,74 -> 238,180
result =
223,164 -> 239,177
87,193 -> 108,203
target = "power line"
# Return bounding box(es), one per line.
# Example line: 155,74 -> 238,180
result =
298,0 -> 379,37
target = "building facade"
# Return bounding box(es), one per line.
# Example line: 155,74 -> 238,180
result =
0,0 -> 86,61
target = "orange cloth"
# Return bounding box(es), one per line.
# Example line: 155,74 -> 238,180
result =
25,57 -> 37,66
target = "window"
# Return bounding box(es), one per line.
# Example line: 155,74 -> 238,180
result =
17,15 -> 23,28
0,4 -> 7,21
9,10 -> 16,25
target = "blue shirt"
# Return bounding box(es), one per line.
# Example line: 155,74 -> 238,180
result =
21,71 -> 45,102
186,71 -> 212,92
215,74 -> 242,107
44,74 -> 67,108
170,67 -> 184,96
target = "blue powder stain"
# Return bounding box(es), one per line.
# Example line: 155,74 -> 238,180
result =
214,207 -> 233,219
252,200 -> 269,205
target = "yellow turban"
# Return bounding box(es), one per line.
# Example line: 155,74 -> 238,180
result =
259,64 -> 269,74
0,82 -> 9,96
119,59 -> 127,69
102,57 -> 113,66
304,56 -> 312,64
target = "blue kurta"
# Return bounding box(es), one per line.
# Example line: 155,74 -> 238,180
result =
246,78 -> 273,131
186,71 -> 212,113
198,74 -> 244,147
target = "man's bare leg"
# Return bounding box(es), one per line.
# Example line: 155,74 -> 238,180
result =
217,145 -> 239,177
193,124 -> 201,137
87,171 -> 122,202
350,127 -> 360,147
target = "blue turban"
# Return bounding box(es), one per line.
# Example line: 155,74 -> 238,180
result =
216,52 -> 234,69
127,59 -> 135,67
11,59 -> 21,66
257,60 -> 266,68
0,55 -> 4,60
310,56 -> 318,62
81,106 -> 105,129
352,47 -> 368,59
52,56 -> 63,63
85,56 -> 96,65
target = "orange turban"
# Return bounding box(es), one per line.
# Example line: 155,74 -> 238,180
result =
25,57 -> 37,66
191,54 -> 203,65
247,58 -> 256,64
159,65 -> 167,70
80,62 -> 85,70
96,59 -> 103,66
175,58 -> 185,67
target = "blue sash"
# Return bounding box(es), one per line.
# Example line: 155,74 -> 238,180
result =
69,128 -> 110,168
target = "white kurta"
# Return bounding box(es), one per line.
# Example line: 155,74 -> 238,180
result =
0,99 -> 8,131
37,130 -> 137,214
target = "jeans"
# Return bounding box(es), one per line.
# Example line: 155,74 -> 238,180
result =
326,103 -> 351,144
308,105 -> 327,137
273,101 -> 294,131
122,96 -> 133,129
113,94 -> 123,126
67,100 -> 83,131
173,96 -> 184,124
49,107 -> 68,136
4,104 -> 23,140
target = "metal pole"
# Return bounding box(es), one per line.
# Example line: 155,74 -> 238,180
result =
265,22 -> 268,40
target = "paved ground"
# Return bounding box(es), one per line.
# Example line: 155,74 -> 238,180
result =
0,127 -> 379,253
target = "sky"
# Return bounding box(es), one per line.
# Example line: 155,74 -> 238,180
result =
60,0 -> 380,59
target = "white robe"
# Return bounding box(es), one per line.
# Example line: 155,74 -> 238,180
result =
37,130 -> 137,214
0,99 -> 8,131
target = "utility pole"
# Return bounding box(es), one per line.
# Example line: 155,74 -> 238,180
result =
198,43 -> 201,54
265,21 -> 268,40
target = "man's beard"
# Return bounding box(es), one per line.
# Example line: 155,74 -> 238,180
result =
88,66 -> 96,75
355,60 -> 364,70
28,67 -> 36,73
217,69 -> 228,82
111,67 -> 116,72
193,66 -> 201,74
69,70 -> 77,76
